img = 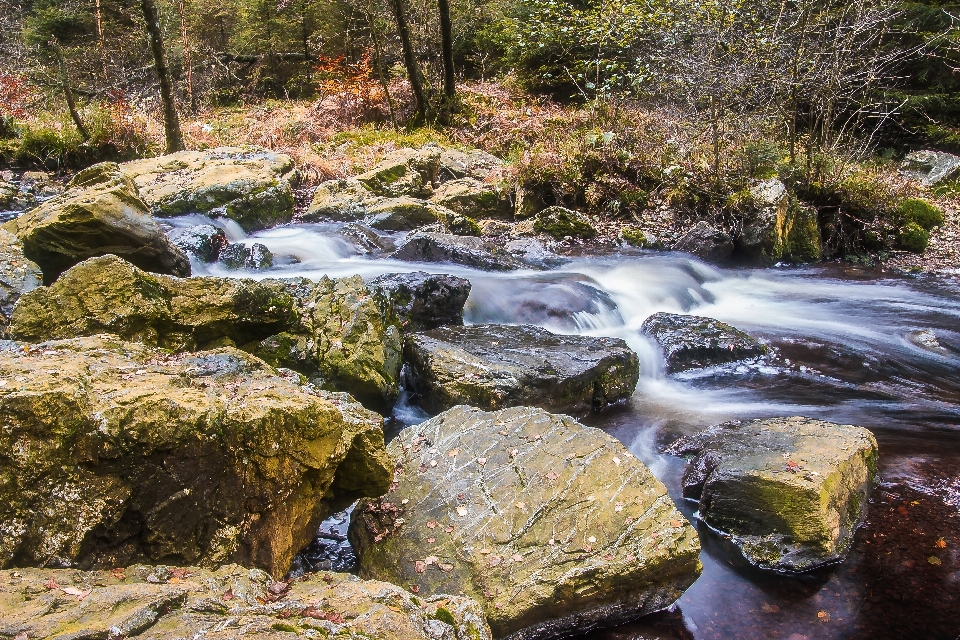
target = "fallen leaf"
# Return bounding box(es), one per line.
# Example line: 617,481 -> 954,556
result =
13,633 -> 27,640
269,581 -> 288,595
427,537 -> 436,543
169,568 -> 191,580
588,536 -> 597,543
415,561 -> 427,574
448,449 -> 460,457
411,585 -> 420,594
515,501 -> 526,510
928,556 -> 942,565
429,460 -> 438,467
566,453 -> 576,460
911,500 -> 920,505
438,562 -> 454,572
602,553 -> 614,561
898,506 -> 909,515
761,603 -> 780,613
479,548 -> 492,554
626,553 -> 636,562
488,555 -> 503,567
936,538 -> 947,549
615,502 -> 624,512
546,472 -> 559,481
477,458 -> 487,466
548,538 -> 556,546
110,568 -> 125,580
62,586 -> 91,600
426,520 -> 438,529
44,577 -> 59,590
510,449 -> 519,458
499,430 -> 508,436
670,520 -> 682,528
445,525 -> 454,533
583,545 -> 593,553
322,574 -> 334,584
222,588 -> 235,601
817,610 -> 831,622
456,506 -> 468,516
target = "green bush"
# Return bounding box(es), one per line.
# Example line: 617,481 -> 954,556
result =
899,221 -> 930,253
898,198 -> 943,230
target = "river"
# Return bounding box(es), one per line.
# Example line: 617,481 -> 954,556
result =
177,216 -> 960,640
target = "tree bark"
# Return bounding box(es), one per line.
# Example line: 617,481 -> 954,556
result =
438,0 -> 455,100
141,0 -> 185,153
50,40 -> 89,140
178,0 -> 195,112
389,0 -> 430,124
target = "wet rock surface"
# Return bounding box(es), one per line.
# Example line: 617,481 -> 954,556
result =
0,335 -> 392,576
671,221 -> 734,264
736,179 -> 822,265
667,417 -> 878,573
369,271 -> 471,332
404,324 -> 640,414
120,147 -> 297,231
3,162 -> 191,283
170,224 -> 229,263
9,255 -> 402,410
0,230 -> 41,324
0,564 -> 491,640
220,241 -> 274,269
641,312 -> 766,373
338,221 -> 394,254
289,507 -> 357,576
392,231 -> 526,271
349,405 -> 702,640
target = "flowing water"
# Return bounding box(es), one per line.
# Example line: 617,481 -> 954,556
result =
183,216 -> 960,640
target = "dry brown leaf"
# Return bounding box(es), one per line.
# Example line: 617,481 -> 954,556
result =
427,537 -> 436,543
426,520 -> 438,529
222,588 -> 235,601
456,506 -> 468,516
477,457 -> 487,466
817,610 -> 831,621
448,449 -> 460,457
669,520 -> 682,528
936,538 -> 947,549
511,554 -> 523,562
415,560 -> 426,574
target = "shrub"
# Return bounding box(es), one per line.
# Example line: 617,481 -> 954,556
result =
898,198 -> 943,230
899,221 -> 930,253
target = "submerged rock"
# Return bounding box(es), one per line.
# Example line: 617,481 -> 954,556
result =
0,335 -> 392,576
350,405 -> 702,640
392,231 -> 526,271
666,417 -> 878,572
0,230 -> 41,324
357,146 -> 441,198
120,147 -> 297,231
671,221 -> 734,264
430,177 -> 511,219
170,224 -> 229,263
219,241 -> 274,269
641,312 -> 765,373
9,256 -> 402,410
369,271 -> 471,332
404,324 -> 640,414
3,162 -> 190,284
0,564 -> 491,640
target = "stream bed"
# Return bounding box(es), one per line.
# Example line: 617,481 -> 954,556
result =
185,217 -> 960,640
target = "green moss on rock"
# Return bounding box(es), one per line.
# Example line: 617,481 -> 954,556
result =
532,206 -> 597,240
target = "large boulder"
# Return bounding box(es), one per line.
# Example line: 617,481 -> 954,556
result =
2,163 -> 190,284
430,177 -> 512,219
736,179 -> 822,264
369,271 -> 471,332
0,565 -> 492,640
9,255 -> 402,410
640,312 -> 765,373
438,148 -> 506,182
671,221 -> 734,264
666,417 -> 878,572
404,324 -> 640,414
357,147 -> 441,198
219,241 -> 274,270
119,147 -> 297,231
364,197 -> 446,231
0,230 -> 41,325
900,149 -> 960,185
392,231 -> 526,271
0,335 -> 392,576
303,178 -> 381,222
350,405 -> 702,640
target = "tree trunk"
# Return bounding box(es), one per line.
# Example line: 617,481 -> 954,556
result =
94,0 -> 108,78
141,0 -> 185,153
389,0 -> 430,125
178,0 -> 195,112
50,40 -> 89,140
366,5 -> 398,129
438,0 -> 455,100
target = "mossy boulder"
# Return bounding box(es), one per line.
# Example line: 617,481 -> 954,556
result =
303,178 -> 382,222
350,405 -> 702,640
0,564 -> 491,640
0,229 -> 41,325
898,198 -> 943,230
8,255 -> 402,410
120,147 -> 297,231
736,180 -> 822,264
0,335 -> 392,576
2,162 -> 190,284
899,221 -> 930,253
640,312 -> 766,373
531,206 -> 598,240
438,148 -> 506,182
357,147 -> 441,198
666,417 -> 878,572
430,177 -> 512,219
369,271 -> 471,332
404,324 -> 640,415
364,197 -> 446,231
